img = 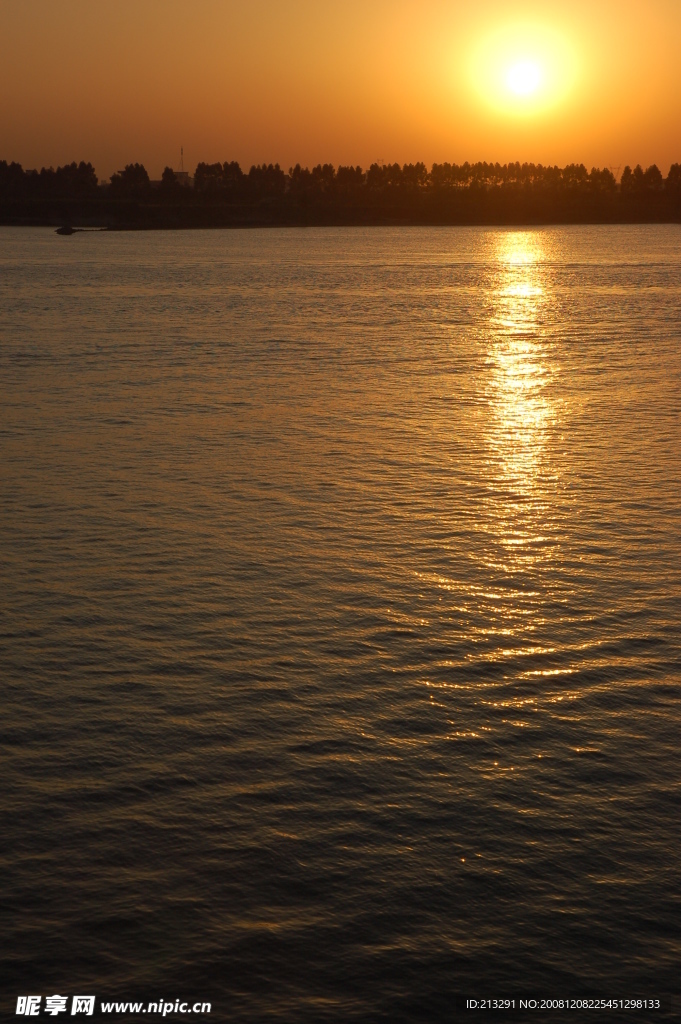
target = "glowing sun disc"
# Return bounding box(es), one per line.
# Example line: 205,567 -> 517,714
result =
507,61 -> 541,96
466,22 -> 579,117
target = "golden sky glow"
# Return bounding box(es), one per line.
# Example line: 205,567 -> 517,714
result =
1,0 -> 679,178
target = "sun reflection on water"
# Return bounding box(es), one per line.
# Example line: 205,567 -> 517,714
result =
487,231 -> 557,498
428,231 -> 570,739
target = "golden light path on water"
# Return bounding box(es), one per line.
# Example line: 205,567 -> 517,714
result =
479,237 -> 554,744
469,233 -> 569,770
489,232 -> 555,498
486,235 -> 567,705
425,232 -> 569,753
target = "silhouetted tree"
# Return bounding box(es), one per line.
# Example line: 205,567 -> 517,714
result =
402,162 -> 428,188
109,163 -> 150,198
562,163 -> 589,188
589,167 -> 616,191
643,164 -> 663,190
620,166 -> 633,193
222,161 -> 243,187
311,163 -> 336,191
666,163 -> 681,192
247,163 -> 285,195
0,160 -> 28,199
336,165 -> 365,190
0,159 -> 97,200
194,162 -> 223,193
632,164 -> 646,191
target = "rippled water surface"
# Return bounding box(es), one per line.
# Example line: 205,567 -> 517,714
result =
2,226 -> 680,1021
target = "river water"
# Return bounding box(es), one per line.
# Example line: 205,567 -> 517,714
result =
1,226 -> 680,1021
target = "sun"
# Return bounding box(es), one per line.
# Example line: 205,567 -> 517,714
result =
467,23 -> 578,118
507,61 -> 542,98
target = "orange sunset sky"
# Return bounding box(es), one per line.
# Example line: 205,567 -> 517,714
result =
1,0 -> 679,180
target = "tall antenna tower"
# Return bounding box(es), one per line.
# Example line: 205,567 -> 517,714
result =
180,147 -> 184,173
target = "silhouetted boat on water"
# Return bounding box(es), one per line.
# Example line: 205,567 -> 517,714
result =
55,225 -> 76,235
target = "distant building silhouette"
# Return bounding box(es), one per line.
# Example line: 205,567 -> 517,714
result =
175,147 -> 193,188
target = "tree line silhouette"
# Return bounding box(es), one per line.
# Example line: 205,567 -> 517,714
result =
2,157 -> 680,227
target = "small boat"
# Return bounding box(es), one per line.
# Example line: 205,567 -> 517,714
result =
55,225 -> 76,235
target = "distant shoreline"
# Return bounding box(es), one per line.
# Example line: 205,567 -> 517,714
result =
2,158 -> 680,229
2,207 -> 680,230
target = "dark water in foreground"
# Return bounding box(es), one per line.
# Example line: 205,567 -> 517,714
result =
1,226 -> 680,1022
